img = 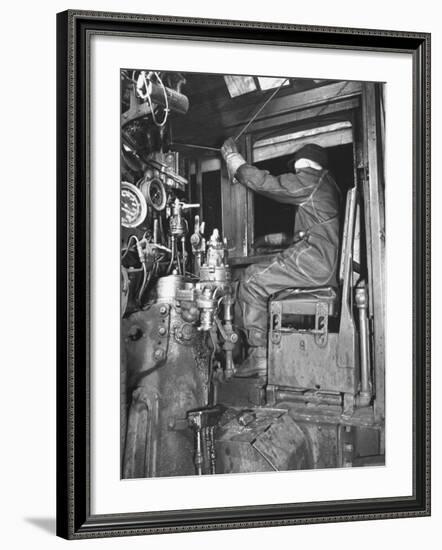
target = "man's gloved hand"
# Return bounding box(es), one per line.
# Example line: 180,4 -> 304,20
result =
252,233 -> 291,249
221,137 -> 239,158
221,137 -> 246,181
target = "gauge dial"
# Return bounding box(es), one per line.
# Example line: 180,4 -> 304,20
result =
121,182 -> 147,228
140,177 -> 167,211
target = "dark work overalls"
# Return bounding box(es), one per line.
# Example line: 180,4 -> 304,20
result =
235,163 -> 341,347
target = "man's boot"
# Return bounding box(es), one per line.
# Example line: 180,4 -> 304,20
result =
235,346 -> 267,378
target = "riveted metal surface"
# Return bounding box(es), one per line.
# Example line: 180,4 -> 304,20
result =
122,302 -> 210,477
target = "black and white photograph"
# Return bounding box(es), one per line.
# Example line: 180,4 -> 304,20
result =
0,0 -> 437,546
120,70 -> 386,479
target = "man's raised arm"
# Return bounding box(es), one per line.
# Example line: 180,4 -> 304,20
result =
221,137 -> 318,205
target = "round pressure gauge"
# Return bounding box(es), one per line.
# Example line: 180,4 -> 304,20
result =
121,182 -> 148,228
139,177 -> 167,211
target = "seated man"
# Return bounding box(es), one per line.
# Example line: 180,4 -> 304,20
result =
221,139 -> 341,377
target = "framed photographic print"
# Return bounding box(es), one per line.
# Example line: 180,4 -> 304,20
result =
56,10 -> 431,539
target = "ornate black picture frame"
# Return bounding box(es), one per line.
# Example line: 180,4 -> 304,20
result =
56,10 -> 430,539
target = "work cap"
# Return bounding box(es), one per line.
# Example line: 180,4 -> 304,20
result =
287,143 -> 328,171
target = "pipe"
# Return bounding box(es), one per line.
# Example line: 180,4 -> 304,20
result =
121,84 -> 189,128
209,426 -> 216,474
181,236 -> 186,275
148,81 -> 189,115
224,349 -> 234,380
222,295 -> 236,380
276,389 -> 343,407
171,142 -> 220,153
167,236 -> 175,274
355,283 -> 372,407
194,426 -> 203,475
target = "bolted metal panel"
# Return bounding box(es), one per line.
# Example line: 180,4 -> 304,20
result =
269,332 -> 358,394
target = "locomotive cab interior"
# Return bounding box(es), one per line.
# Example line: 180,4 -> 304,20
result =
120,71 -> 385,477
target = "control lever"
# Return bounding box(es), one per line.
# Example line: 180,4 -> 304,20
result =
187,406 -> 224,475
